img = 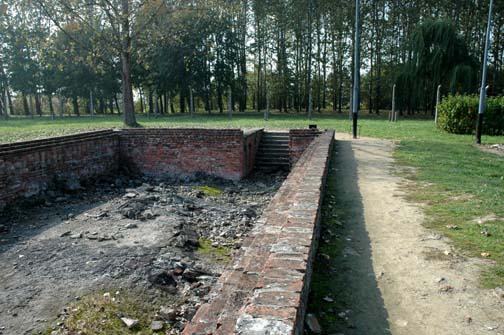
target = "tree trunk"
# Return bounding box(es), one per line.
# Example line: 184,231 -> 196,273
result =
228,88 -> 233,118
148,90 -> 154,115
159,93 -> 164,115
120,0 -> 138,127
36,94 -> 42,117
73,96 -> 80,116
29,94 -> 34,118
89,90 -> 94,116
22,93 -> 29,116
48,94 -> 55,120
114,95 -> 121,115
164,92 -> 168,114
2,90 -> 8,119
169,94 -> 175,114
7,88 -> 14,115
189,87 -> 194,117
217,86 -> 223,113
99,97 -> 105,114
139,88 -> 144,114
154,90 -> 159,117
58,94 -> 64,117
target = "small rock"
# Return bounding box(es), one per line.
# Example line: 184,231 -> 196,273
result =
446,224 -> 458,230
320,253 -> 331,261
70,233 -> 82,239
125,223 -> 138,229
151,320 -> 164,331
125,192 -> 137,199
481,252 -> 491,258
322,296 -> 334,303
98,235 -> 112,242
464,315 -> 472,324
305,314 -> 322,334
120,317 -> 138,329
493,287 -> 504,300
159,306 -> 177,321
439,285 -> 454,292
60,231 -> 72,237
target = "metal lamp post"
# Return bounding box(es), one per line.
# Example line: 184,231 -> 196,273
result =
352,0 -> 360,139
476,0 -> 494,144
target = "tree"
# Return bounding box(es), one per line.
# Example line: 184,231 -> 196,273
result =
34,0 -> 164,126
396,19 -> 477,114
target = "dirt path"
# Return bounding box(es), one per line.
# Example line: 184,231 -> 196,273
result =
319,134 -> 503,335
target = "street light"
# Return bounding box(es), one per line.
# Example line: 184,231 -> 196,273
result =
352,0 -> 360,139
476,0 -> 494,144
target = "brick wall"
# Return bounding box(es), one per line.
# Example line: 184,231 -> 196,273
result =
0,127 -> 320,217
182,130 -> 335,335
243,129 -> 263,176
119,128 -> 263,181
0,129 -> 265,210
289,129 -> 321,167
0,130 -> 119,210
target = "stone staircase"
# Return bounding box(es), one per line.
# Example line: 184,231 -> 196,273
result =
255,131 -> 290,171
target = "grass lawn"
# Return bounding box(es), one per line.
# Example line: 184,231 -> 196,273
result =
1,112 -> 504,285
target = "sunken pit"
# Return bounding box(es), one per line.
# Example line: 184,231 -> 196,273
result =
0,128 -> 333,335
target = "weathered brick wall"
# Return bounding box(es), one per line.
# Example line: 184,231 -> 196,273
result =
0,127 -> 320,216
289,129 -> 321,167
183,130 -> 335,335
0,128 -> 264,211
119,128 -> 262,181
0,130 -> 119,210
243,129 -> 263,176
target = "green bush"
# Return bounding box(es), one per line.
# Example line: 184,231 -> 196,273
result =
437,94 -> 504,135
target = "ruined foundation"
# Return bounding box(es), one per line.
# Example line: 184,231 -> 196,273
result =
0,128 -> 333,335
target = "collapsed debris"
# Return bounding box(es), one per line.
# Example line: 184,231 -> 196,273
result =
0,171 -> 286,334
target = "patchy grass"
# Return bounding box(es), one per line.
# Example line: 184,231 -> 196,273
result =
393,135 -> 504,287
42,291 -> 162,335
194,185 -> 222,197
306,151 -> 351,332
0,111 -> 431,144
196,238 -> 232,264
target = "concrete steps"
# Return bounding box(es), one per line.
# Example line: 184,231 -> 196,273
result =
255,131 -> 290,171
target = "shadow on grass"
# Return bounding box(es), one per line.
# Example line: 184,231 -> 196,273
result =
306,140 -> 390,334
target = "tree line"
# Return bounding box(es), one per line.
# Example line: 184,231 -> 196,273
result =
0,0 -> 503,125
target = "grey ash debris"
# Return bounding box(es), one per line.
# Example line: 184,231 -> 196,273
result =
0,170 -> 286,335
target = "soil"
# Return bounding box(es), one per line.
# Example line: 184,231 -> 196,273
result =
0,172 -> 285,335
309,134 -> 504,335
477,143 -> 504,157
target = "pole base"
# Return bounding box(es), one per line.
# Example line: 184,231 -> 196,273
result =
352,113 -> 358,139
476,113 -> 484,144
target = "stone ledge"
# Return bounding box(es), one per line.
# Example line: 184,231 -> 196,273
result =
182,130 -> 335,335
